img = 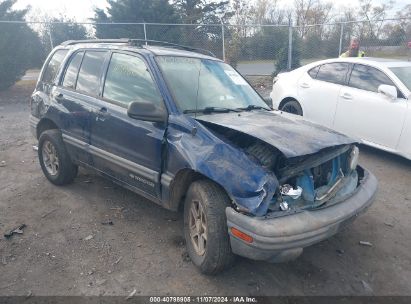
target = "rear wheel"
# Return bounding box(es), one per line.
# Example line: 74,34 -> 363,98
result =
184,180 -> 235,274
280,99 -> 303,116
38,129 -> 78,185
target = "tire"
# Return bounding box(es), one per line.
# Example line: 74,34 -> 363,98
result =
38,129 -> 78,185
280,99 -> 303,116
184,180 -> 235,275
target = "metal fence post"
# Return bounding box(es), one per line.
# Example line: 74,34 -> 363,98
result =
48,23 -> 54,49
338,23 -> 344,56
221,20 -> 226,61
143,23 -> 147,45
287,19 -> 293,70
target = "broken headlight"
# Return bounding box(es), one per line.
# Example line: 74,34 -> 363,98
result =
348,146 -> 359,171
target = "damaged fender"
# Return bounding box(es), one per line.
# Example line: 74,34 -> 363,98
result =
165,115 -> 279,216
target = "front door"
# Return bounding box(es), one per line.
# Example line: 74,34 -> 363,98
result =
56,50 -> 109,165
333,64 -> 407,149
89,52 -> 167,199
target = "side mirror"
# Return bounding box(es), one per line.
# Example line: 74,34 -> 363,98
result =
127,101 -> 167,123
378,84 -> 397,100
264,97 -> 273,109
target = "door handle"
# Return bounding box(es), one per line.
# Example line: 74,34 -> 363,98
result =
95,107 -> 110,121
300,82 -> 310,88
53,93 -> 64,103
340,93 -> 353,100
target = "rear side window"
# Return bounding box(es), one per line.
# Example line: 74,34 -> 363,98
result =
103,53 -> 162,106
348,64 -> 395,93
42,49 -> 68,84
76,51 -> 108,96
316,63 -> 350,85
308,66 -> 320,78
62,52 -> 84,89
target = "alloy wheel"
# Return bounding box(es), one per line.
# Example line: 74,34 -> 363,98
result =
42,140 -> 59,176
189,200 -> 207,256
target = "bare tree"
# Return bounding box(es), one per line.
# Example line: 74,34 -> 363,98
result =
357,0 -> 394,40
293,0 -> 333,38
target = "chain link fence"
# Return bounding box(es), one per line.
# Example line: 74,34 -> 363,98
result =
1,18 -> 411,77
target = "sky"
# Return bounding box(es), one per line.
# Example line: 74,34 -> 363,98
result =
13,0 -> 410,23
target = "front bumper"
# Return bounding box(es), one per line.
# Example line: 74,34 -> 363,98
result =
226,167 -> 378,262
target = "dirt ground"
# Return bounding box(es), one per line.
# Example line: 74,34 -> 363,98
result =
0,80 -> 411,296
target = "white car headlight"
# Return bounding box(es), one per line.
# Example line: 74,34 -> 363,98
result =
349,146 -> 360,171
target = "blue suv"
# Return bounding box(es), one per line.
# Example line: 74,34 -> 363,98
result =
30,39 -> 377,274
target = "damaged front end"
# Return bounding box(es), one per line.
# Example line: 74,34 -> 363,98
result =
199,119 -> 362,217
270,145 -> 360,214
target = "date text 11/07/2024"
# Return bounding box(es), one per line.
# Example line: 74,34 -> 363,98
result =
149,296 -> 258,303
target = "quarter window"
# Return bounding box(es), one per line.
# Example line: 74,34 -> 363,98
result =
308,66 -> 320,79
42,49 -> 68,84
348,64 -> 395,93
103,53 -> 162,106
316,63 -> 350,85
76,51 -> 108,96
62,52 -> 84,89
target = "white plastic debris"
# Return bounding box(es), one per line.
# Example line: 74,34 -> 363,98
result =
359,241 -> 373,247
280,184 -> 303,200
126,289 -> 137,300
279,201 -> 289,211
84,235 -> 93,241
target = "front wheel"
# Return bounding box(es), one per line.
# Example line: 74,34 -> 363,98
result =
184,180 -> 235,274
280,99 -> 303,116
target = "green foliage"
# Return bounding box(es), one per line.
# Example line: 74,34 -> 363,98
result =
174,0 -> 232,57
48,16 -> 89,48
93,0 -> 180,41
0,0 -> 43,90
93,0 -> 232,58
274,30 -> 301,75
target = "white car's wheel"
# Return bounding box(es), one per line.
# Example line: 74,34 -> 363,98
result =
280,99 -> 303,116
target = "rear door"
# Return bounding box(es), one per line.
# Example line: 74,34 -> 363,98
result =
333,64 -> 407,149
297,62 -> 350,128
89,51 -> 167,199
55,50 -> 109,165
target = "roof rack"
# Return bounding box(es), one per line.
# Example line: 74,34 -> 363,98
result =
60,38 -> 216,57
129,39 -> 216,57
61,39 -> 130,46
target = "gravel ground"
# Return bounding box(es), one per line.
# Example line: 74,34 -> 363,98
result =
0,80 -> 410,296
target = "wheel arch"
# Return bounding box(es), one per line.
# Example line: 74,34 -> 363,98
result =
279,97 -> 303,115
37,118 -> 59,139
167,168 -> 231,212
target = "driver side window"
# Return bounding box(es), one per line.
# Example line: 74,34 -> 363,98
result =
348,64 -> 396,94
103,53 -> 162,107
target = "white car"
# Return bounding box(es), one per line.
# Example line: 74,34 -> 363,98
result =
270,57 -> 411,159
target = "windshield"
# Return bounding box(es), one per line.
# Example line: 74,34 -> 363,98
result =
156,56 -> 270,112
389,66 -> 411,91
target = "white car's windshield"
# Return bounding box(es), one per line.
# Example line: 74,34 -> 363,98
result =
390,66 -> 411,91
156,56 -> 270,113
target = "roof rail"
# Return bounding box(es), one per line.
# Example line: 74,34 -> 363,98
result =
60,38 -> 216,57
61,39 -> 130,46
130,39 -> 216,57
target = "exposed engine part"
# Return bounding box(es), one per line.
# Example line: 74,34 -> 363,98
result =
315,176 -> 343,201
280,184 -> 303,200
245,141 -> 278,169
279,201 -> 289,211
278,145 -> 351,183
349,146 -> 359,171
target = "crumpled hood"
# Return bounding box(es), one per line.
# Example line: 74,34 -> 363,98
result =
195,110 -> 356,158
